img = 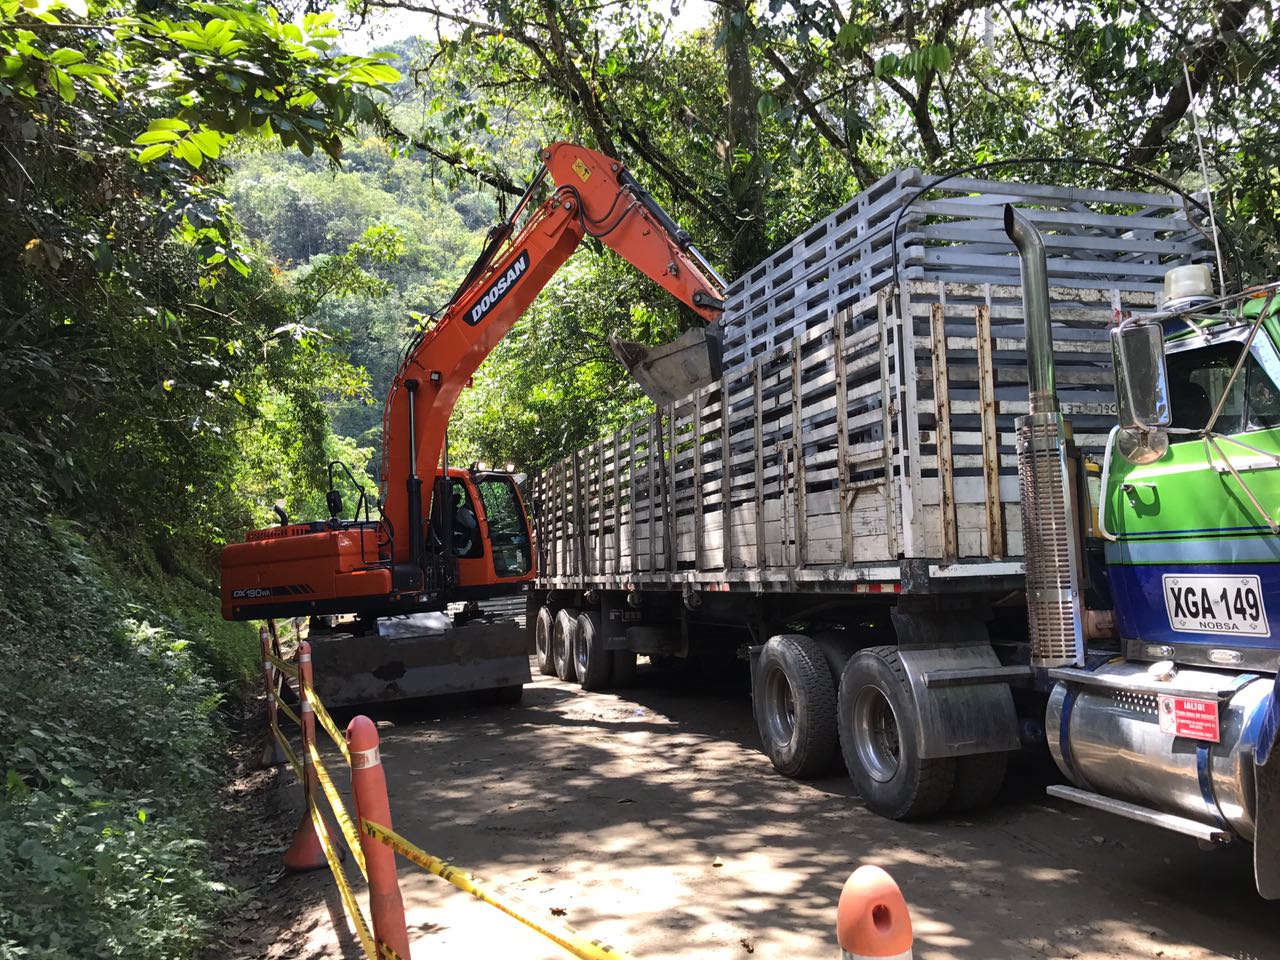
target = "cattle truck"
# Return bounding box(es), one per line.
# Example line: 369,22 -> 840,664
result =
526,170 -> 1280,897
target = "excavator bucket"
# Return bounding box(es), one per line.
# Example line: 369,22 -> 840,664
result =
611,325 -> 724,408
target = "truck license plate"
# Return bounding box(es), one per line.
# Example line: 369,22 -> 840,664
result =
1162,574 -> 1270,637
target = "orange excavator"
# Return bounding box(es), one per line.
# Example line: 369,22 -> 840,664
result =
220,142 -> 727,705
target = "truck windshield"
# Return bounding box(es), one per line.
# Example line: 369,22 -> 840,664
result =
1167,341 -> 1280,435
477,476 -> 532,577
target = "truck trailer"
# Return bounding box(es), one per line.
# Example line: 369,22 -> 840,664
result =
527,170 -> 1280,898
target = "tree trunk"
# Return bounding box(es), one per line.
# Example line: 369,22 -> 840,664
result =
721,0 -> 766,275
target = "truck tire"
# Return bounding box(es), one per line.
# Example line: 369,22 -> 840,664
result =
534,605 -> 556,677
948,752 -> 1008,812
838,646 -> 955,819
574,611 -> 613,690
752,634 -> 839,779
552,608 -> 579,683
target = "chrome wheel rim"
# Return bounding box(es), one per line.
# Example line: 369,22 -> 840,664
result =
553,624 -> 568,671
852,684 -> 900,783
762,666 -> 798,750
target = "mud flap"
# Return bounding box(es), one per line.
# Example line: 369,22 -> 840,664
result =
610,326 -> 723,407
1253,673 -> 1280,899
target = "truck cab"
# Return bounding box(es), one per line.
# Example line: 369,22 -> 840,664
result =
1039,260 -> 1280,898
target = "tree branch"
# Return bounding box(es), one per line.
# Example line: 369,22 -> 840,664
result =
389,125 -> 524,196
1126,0 -> 1255,168
764,48 -> 877,186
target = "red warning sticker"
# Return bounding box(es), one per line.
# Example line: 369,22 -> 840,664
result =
1157,695 -> 1220,742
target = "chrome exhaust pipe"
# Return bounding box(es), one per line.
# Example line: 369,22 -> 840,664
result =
1004,206 -> 1085,668
1005,206 -> 1058,415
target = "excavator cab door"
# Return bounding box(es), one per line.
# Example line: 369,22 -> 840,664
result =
432,470 -> 535,591
469,471 -> 534,584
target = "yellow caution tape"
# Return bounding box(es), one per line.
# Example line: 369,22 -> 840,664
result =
311,693 -> 352,766
272,690 -> 301,728
377,944 -> 402,960
271,723 -> 304,780
265,651 -> 298,678
309,798 -> 378,960
306,739 -> 368,880
361,819 -> 634,960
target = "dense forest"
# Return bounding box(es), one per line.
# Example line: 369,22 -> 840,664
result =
1,0 -> 1277,955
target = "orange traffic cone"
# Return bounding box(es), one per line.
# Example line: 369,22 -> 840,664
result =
282,642 -> 341,872
836,865 -> 913,960
282,806 -> 328,872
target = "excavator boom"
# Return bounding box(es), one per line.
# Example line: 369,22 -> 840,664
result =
379,142 -> 725,579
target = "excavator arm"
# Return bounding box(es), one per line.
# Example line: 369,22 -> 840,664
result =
380,141 -> 727,575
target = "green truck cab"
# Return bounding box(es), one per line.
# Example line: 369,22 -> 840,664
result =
1005,204 -> 1280,898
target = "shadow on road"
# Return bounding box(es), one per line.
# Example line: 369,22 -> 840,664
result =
325,659 -> 1275,960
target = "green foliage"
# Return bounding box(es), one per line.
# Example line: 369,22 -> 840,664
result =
0,445 -> 247,960
225,140 -> 491,446
0,2 -> 410,955
0,0 -> 404,551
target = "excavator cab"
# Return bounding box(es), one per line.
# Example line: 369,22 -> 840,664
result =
428,466 -> 534,595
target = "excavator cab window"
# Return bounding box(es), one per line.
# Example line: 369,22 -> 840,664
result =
427,479 -> 484,559
475,474 -> 532,578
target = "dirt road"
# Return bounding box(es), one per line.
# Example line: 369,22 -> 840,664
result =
258,659 -> 1277,960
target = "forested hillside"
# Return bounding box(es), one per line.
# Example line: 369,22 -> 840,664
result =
0,4 -> 406,955
225,135 -> 683,475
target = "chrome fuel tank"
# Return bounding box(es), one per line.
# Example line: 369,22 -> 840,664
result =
1047,661 -> 1273,840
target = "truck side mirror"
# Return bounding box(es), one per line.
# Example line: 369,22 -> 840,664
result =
1111,322 -> 1171,429
1111,321 -> 1171,464
326,489 -> 344,520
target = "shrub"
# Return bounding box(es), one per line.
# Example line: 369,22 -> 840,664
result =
0,451 -> 238,959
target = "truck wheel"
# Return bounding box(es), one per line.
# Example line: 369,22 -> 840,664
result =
552,608 -> 579,683
534,605 -> 555,677
948,752 -> 1008,812
838,646 -> 955,819
752,634 -> 839,779
574,611 -> 613,690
